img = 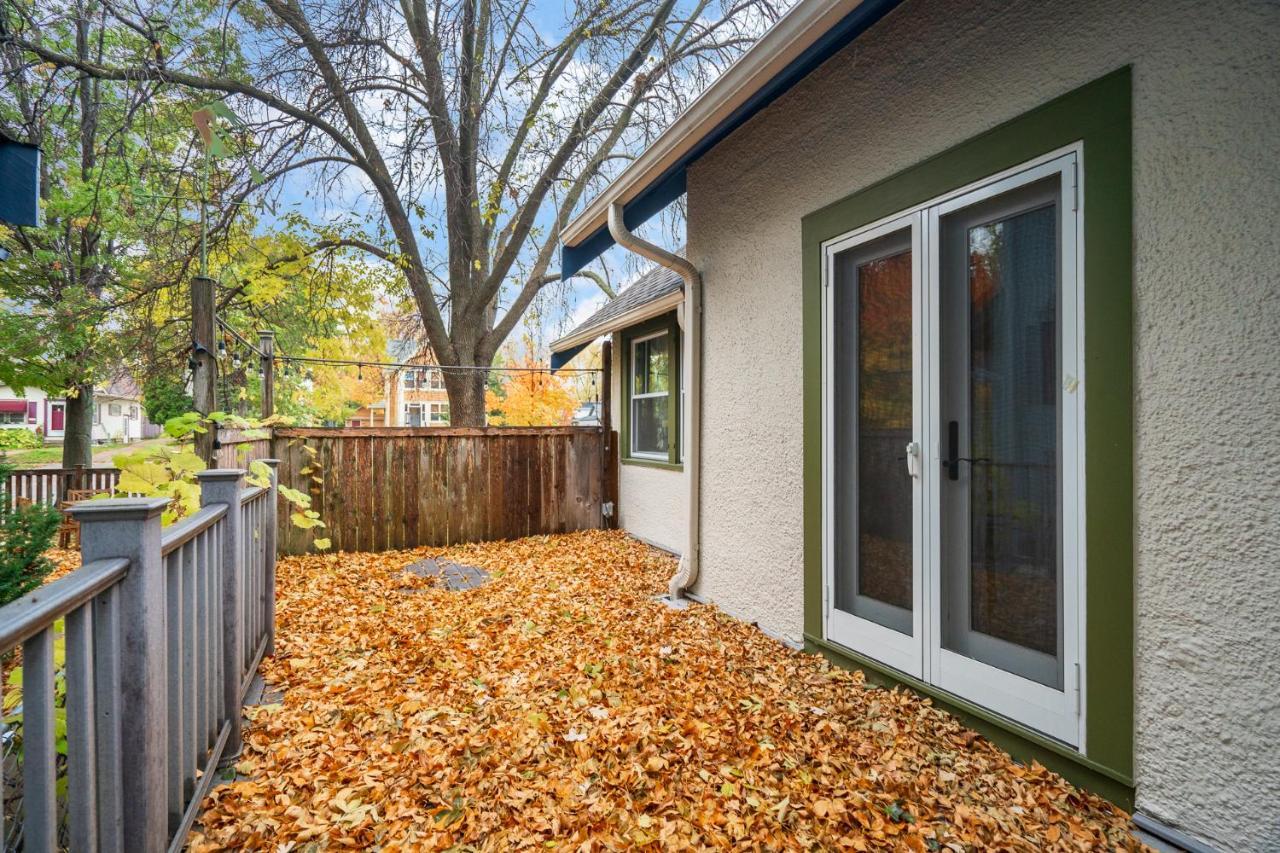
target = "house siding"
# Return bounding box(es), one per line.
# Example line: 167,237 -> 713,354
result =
683,0 -> 1280,850
611,331 -> 688,555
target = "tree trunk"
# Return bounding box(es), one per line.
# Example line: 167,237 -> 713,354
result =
62,382 -> 94,468
443,367 -> 488,427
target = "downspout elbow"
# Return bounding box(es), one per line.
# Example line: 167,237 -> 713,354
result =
607,203 -> 702,602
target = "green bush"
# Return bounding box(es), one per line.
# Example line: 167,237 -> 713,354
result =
0,428 -> 42,451
0,462 -> 62,606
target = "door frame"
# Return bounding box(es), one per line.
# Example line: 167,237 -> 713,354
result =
821,146 -> 1086,747
47,401 -> 66,436
822,212 -> 926,679
927,152 -> 1085,747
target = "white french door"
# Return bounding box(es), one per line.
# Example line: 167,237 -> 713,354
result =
823,149 -> 1084,747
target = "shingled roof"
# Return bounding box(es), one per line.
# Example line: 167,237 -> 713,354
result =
551,258 -> 685,363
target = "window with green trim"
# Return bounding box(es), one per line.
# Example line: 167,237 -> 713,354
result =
623,314 -> 681,465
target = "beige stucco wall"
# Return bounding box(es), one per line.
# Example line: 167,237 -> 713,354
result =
610,331 -> 688,554
682,0 -> 1280,849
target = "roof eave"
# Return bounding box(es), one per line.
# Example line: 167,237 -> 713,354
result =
550,289 -> 685,354
559,0 -> 875,249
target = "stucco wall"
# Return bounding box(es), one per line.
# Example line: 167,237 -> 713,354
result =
684,0 -> 1280,849
610,332 -> 688,554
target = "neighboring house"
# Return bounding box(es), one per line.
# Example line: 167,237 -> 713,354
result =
92,376 -> 147,444
0,384 -> 57,438
552,2 -> 1280,851
346,338 -> 451,428
0,377 -> 152,443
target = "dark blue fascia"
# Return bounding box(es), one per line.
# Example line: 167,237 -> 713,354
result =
550,341 -> 591,371
560,0 -> 904,278
0,138 -> 41,227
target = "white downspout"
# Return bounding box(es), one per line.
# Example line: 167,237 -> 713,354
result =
607,203 -> 701,602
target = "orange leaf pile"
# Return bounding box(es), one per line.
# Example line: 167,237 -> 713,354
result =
184,531 -> 1142,850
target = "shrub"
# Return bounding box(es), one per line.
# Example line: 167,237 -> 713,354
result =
0,428 -> 42,451
0,462 -> 62,606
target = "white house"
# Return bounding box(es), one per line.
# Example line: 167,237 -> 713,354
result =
92,376 -> 146,444
0,376 -> 150,444
553,1 -> 1280,850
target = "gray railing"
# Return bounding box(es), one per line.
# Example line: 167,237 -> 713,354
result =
0,462 -> 279,852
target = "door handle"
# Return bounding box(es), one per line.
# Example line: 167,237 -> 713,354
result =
904,441 -> 921,478
942,419 -> 990,479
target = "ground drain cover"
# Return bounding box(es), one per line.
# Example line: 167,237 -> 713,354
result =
404,558 -> 490,591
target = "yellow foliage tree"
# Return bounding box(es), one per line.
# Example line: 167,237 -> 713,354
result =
486,358 -> 577,426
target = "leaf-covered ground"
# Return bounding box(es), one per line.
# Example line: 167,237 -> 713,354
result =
189,531 -> 1141,850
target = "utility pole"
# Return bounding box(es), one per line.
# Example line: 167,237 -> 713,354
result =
258,330 -> 275,420
192,275 -> 217,466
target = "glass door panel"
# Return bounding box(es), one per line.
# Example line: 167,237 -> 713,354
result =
939,175 -> 1063,689
826,216 -> 923,678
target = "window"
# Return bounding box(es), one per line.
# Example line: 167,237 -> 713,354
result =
426,368 -> 445,391
429,402 -> 449,425
822,151 -> 1083,745
625,316 -> 680,464
0,411 -> 24,426
403,370 -> 418,390
129,405 -> 138,420
108,403 -> 122,416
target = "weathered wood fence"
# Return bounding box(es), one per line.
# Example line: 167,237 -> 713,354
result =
214,429 -> 272,469
272,426 -> 611,554
0,464 -> 278,852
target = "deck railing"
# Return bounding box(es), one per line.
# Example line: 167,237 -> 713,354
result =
0,462 -> 279,852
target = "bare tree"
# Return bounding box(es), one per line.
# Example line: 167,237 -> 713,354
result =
11,0 -> 783,424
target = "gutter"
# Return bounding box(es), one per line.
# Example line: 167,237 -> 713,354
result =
606,203 -> 701,603
562,0 -> 873,249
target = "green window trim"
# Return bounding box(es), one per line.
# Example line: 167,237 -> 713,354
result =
801,68 -> 1133,793
621,312 -> 682,468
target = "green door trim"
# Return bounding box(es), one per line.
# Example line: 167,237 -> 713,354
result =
801,68 -> 1133,791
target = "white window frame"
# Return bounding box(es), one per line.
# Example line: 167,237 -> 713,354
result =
821,146 -> 1086,749
629,329 -> 672,461
428,401 -> 449,425
404,402 -> 425,425
426,368 -> 445,391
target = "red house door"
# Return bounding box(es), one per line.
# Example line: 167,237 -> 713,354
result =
50,403 -> 65,431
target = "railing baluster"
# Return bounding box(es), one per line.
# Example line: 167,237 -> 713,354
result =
165,549 -> 183,830
22,626 -> 56,853
182,539 -> 198,804
195,531 -> 209,756
67,601 -> 100,851
94,583 -> 124,853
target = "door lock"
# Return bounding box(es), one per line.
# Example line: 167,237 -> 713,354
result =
903,441 -> 921,479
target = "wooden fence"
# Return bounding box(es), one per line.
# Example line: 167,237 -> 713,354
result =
215,429 -> 272,469
272,426 -> 611,554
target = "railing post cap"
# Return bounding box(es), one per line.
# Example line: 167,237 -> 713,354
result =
67,496 -> 170,522
258,329 -> 275,338
196,468 -> 246,482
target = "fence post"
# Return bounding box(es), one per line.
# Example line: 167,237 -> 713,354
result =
197,468 -> 245,762
260,458 -> 280,656
69,496 -> 172,853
